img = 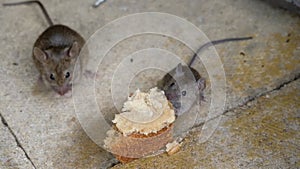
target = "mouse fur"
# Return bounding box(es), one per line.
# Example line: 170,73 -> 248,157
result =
3,1 -> 86,95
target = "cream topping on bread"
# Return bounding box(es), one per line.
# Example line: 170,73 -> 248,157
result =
112,87 -> 175,136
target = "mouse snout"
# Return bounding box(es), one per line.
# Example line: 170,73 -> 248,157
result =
57,88 -> 68,95
54,84 -> 71,95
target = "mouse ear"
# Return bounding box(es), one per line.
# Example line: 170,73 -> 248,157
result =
197,77 -> 206,91
33,47 -> 48,62
69,41 -> 79,58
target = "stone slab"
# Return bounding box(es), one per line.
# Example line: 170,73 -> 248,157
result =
0,0 -> 299,168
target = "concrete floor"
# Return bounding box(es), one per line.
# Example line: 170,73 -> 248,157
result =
0,0 -> 299,168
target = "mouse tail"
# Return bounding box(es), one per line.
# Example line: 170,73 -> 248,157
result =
188,36 -> 253,67
3,0 -> 54,26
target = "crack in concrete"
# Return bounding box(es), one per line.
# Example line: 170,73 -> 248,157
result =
100,157 -> 120,169
192,73 -> 300,130
0,113 -> 37,169
224,73 -> 300,115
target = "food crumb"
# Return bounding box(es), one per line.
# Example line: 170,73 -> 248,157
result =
166,140 -> 181,155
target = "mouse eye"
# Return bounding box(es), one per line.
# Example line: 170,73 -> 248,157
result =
65,72 -> 70,78
182,90 -> 186,96
50,74 -> 55,80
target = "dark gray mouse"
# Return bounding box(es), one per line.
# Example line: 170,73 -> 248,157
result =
158,37 -> 252,116
3,1 -> 86,95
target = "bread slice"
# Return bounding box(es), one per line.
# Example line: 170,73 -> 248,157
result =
104,88 -> 176,163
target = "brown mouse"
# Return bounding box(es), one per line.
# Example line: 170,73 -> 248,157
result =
3,1 -> 86,95
158,37 -> 252,116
